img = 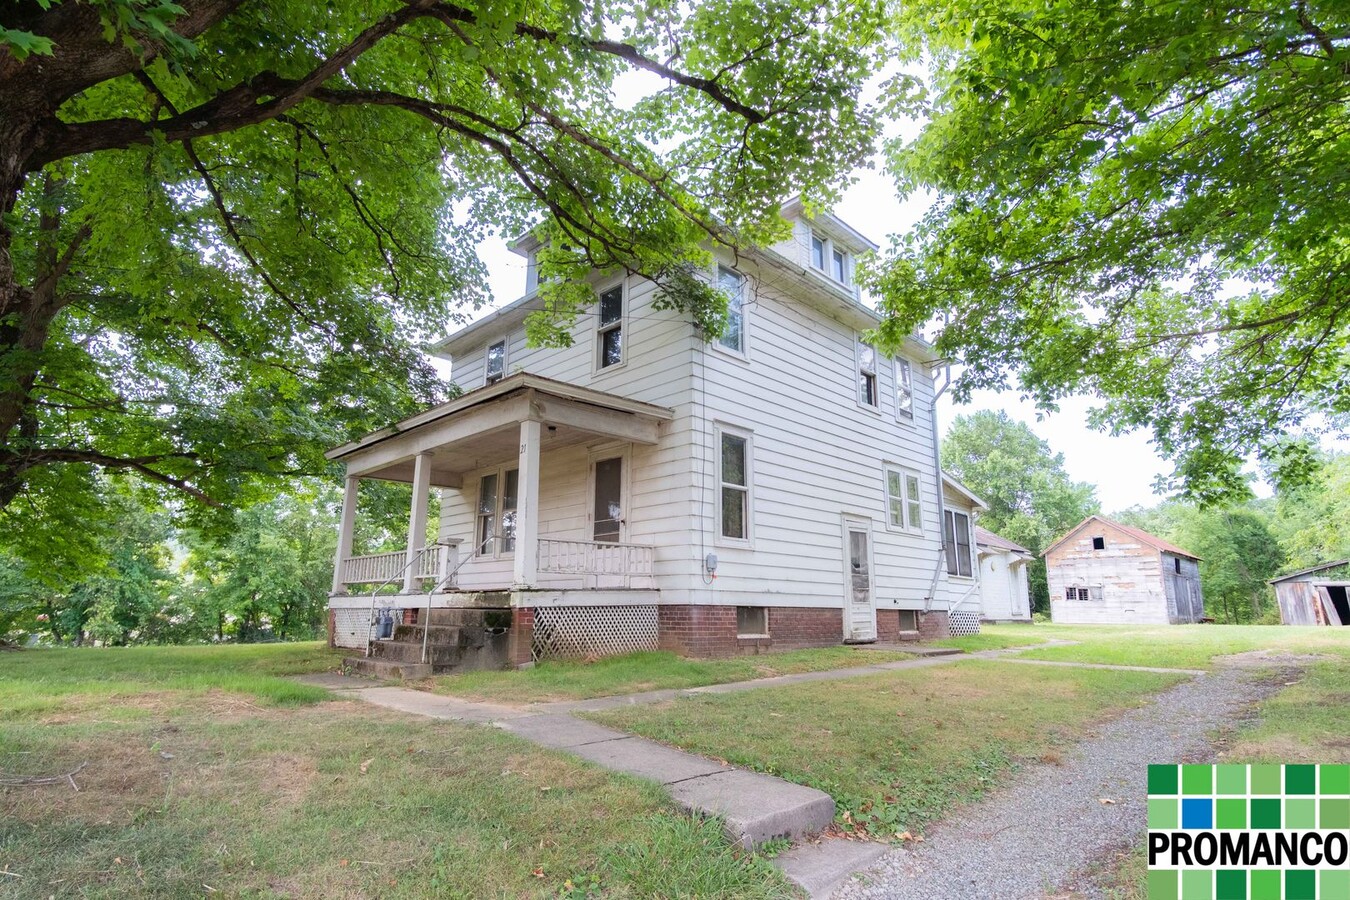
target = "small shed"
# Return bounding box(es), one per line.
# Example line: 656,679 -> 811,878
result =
1268,561 -> 1350,627
976,527 -> 1033,622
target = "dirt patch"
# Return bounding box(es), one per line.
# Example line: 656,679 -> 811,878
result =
1215,650 -> 1335,668
1,735 -> 172,826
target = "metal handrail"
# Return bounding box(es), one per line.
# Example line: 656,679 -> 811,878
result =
364,545 -> 439,657
420,534 -> 500,665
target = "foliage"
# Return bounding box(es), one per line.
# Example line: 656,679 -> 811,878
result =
1269,452 -> 1350,570
874,0 -> 1350,504
940,410 -> 1099,611
0,0 -> 886,570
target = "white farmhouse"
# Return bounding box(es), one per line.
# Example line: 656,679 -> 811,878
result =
325,203 -> 980,674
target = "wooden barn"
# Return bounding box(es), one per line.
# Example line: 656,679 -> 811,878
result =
1044,515 -> 1204,625
1269,561 -> 1350,627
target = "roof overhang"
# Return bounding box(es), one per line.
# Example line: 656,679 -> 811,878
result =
327,373 -> 674,485
1268,559 -> 1350,585
942,474 -> 988,511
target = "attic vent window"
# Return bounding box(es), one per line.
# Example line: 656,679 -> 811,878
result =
1175,557 -> 1182,574
1092,536 -> 1106,550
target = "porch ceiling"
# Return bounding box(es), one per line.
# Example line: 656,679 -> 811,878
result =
327,373 -> 673,486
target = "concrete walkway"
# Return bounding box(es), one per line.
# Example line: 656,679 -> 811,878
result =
296,641 -> 1201,898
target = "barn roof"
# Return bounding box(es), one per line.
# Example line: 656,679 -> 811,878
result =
975,527 -> 1031,555
1268,559 -> 1350,585
1041,515 -> 1201,561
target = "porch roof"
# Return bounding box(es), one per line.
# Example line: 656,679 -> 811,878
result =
326,373 -> 674,486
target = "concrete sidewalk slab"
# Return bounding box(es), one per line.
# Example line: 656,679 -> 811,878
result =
495,714 -> 628,748
987,657 -> 1207,676
568,736 -> 731,785
357,686 -> 530,723
293,672 -> 383,691
667,769 -> 836,850
775,839 -> 889,899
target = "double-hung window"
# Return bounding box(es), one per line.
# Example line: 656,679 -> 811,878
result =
943,509 -> 974,577
485,339 -> 507,385
597,285 -> 624,370
809,230 -> 851,286
718,429 -> 751,541
895,358 -> 913,420
857,341 -> 879,408
717,266 -> 746,354
811,235 -> 826,271
476,468 -> 519,555
885,466 -> 923,532
832,249 -> 848,285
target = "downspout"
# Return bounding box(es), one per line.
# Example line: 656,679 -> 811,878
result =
923,363 -> 952,612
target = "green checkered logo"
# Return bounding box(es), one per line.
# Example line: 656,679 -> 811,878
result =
1148,764 -> 1350,900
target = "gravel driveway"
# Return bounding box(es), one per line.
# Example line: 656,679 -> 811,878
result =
835,665 -> 1284,900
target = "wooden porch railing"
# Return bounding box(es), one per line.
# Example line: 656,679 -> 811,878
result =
537,538 -> 654,588
338,544 -> 459,591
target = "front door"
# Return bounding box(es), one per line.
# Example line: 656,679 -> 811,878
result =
843,520 -> 876,642
592,457 -> 623,543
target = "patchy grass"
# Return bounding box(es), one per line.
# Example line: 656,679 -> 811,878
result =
428,647 -> 913,704
586,659 -> 1183,837
0,658 -> 792,898
1005,624 -> 1350,670
0,642 -> 345,713
928,625 -> 1050,652
1227,659 -> 1350,764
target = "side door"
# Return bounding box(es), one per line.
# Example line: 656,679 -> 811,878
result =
842,517 -> 877,642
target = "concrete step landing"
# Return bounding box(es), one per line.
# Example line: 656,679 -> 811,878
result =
773,838 -> 887,898
343,656 -> 433,680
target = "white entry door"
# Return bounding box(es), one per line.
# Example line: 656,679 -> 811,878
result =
842,518 -> 876,642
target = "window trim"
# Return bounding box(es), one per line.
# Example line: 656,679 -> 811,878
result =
475,465 -> 520,558
883,464 -> 924,534
714,423 -> 754,547
484,338 -> 508,385
1065,585 -> 1105,602
944,509 -> 976,579
593,279 -> 628,376
855,337 -> 883,413
808,229 -> 852,286
712,264 -> 750,360
895,356 -> 914,422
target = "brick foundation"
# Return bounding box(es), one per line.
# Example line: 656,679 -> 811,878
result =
508,607 -> 535,667
917,610 -> 950,640
657,605 -> 845,658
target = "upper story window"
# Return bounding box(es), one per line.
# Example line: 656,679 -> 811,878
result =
717,266 -> 746,354
485,339 -> 507,385
596,284 -> 624,370
885,465 -> 923,532
896,358 -> 913,420
718,428 -> 751,542
1092,535 -> 1106,550
809,230 -> 851,286
857,341 -> 879,408
944,509 -> 974,578
476,468 -> 519,556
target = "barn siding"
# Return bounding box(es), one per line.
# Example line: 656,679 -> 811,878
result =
1046,521 -> 1171,625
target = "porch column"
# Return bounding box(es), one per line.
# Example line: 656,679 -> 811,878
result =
403,452 -> 433,593
513,419 -> 541,589
332,474 -> 359,595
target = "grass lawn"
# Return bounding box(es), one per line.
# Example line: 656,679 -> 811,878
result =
0,645 -> 792,898
994,623 -> 1350,670
586,659 -> 1185,838
427,646 -> 914,705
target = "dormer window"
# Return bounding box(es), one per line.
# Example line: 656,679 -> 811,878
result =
809,230 -> 851,286
485,339 -> 507,385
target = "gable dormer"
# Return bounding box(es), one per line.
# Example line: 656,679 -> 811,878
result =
775,197 -> 878,302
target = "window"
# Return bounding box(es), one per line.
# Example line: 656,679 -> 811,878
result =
896,358 -> 913,420
475,468 -> 518,555
736,606 -> 767,637
596,285 -> 624,369
1065,586 -> 1104,601
832,249 -> 848,285
944,510 -> 974,577
1174,557 -> 1182,574
717,266 -> 745,353
1092,536 -> 1106,550
719,430 -> 750,541
811,234 -> 826,270
485,339 -> 507,385
857,341 -> 879,408
898,609 -> 918,631
885,466 -> 923,532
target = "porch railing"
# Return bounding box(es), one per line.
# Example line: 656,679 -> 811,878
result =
537,538 -> 654,588
338,543 -> 459,591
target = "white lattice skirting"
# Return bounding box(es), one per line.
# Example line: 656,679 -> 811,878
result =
332,607 -> 375,650
949,611 -> 981,637
532,605 -> 659,661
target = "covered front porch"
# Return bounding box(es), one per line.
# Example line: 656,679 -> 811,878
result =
325,374 -> 673,661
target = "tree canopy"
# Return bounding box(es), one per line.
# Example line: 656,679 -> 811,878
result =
940,410 -> 1099,610
875,0 -> 1349,504
0,0 -> 884,551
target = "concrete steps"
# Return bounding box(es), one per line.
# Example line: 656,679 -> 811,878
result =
343,656 -> 434,680
354,606 -> 516,678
